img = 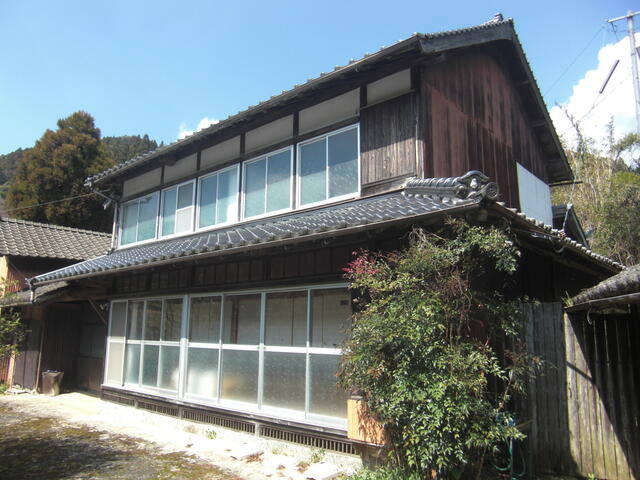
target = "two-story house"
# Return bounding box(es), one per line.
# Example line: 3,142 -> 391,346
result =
27,17 -> 624,469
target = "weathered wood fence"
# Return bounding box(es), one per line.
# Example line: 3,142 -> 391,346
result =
523,302 -> 640,480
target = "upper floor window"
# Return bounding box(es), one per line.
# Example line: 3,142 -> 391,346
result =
121,192 -> 159,246
198,165 -> 239,230
242,147 -> 293,219
298,125 -> 359,208
161,180 -> 195,237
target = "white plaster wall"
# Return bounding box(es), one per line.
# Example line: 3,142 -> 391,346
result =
366,69 -> 411,104
517,163 -> 553,226
164,154 -> 198,183
122,168 -> 162,197
299,89 -> 360,134
245,115 -> 293,153
201,136 -> 241,169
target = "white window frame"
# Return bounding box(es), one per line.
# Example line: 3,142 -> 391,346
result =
196,164 -> 240,231
296,123 -> 360,210
241,145 -> 294,221
104,283 -> 350,429
118,192 -> 160,248
159,179 -> 196,239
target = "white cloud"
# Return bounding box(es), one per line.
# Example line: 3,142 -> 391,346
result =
178,117 -> 219,140
550,34 -> 638,153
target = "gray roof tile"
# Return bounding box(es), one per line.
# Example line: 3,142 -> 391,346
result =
0,218 -> 111,260
570,264 -> 640,306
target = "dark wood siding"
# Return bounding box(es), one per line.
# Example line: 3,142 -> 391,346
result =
423,51 -> 549,208
360,93 -> 416,186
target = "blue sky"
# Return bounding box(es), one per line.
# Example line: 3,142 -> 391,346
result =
0,0 -> 636,154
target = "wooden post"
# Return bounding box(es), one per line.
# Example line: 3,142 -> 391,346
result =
347,395 -> 388,446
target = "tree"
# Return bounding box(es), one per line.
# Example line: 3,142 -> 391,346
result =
102,134 -> 159,165
5,111 -> 115,231
552,117 -> 640,266
340,220 -> 539,479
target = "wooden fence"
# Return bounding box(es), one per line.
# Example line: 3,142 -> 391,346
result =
523,302 -> 640,480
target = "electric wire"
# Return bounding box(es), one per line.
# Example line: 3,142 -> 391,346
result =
2,192 -> 98,214
544,26 -> 605,97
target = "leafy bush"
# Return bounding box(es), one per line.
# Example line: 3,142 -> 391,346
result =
346,466 -> 422,480
340,219 -> 539,479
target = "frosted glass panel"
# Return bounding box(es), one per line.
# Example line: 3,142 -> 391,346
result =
142,345 -> 159,387
221,350 -> 258,404
300,139 -> 327,205
244,159 -> 266,218
159,346 -> 180,391
121,203 -> 138,245
217,168 -> 238,224
199,175 -> 217,228
190,297 -> 221,343
106,342 -> 124,385
110,302 -> 127,340
311,288 -> 351,348
162,188 -> 177,236
175,207 -> 192,233
309,354 -> 347,418
124,343 -> 140,385
328,128 -> 358,198
223,295 -> 260,344
263,352 -> 306,411
163,299 -> 183,342
266,150 -> 291,212
137,193 -> 158,241
177,183 -> 193,209
187,347 -> 219,398
127,301 -> 144,340
265,291 -> 307,346
144,300 -> 161,341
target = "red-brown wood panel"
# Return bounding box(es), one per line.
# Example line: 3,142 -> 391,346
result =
423,51 -> 549,208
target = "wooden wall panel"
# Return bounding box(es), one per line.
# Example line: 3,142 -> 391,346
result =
523,303 -> 640,480
360,93 -> 416,185
423,51 -> 550,208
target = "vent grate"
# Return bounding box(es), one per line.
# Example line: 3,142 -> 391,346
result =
181,408 -> 255,433
137,400 -> 179,417
261,426 -> 356,454
102,392 -> 135,407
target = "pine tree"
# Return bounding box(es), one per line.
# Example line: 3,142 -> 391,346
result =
5,111 -> 115,232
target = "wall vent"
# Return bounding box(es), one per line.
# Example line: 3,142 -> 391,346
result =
102,392 -> 135,407
181,408 -> 256,433
137,400 -> 179,417
261,425 -> 356,455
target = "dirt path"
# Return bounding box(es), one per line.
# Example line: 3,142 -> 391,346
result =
0,402 -> 240,480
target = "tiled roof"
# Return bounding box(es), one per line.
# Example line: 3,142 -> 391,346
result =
86,16 -> 569,186
0,218 -> 111,261
0,281 -> 69,307
33,172 -> 498,285
31,171 -> 620,286
569,264 -> 639,307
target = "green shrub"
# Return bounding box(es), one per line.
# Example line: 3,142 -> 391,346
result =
340,220 -> 540,479
346,466 -> 422,480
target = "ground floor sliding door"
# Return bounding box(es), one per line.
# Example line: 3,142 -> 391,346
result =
103,284 -> 351,428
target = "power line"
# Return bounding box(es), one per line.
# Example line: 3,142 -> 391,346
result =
3,192 -> 98,214
544,27 -> 604,97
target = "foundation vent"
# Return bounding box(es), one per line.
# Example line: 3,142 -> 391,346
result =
137,400 -> 179,417
181,408 -> 256,433
260,425 -> 356,455
102,392 -> 135,407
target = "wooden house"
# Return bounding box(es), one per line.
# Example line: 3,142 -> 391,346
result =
25,16 -> 635,478
0,218 -> 111,392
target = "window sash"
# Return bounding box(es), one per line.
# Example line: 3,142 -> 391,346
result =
197,165 -> 240,230
242,147 -> 293,220
120,192 -> 159,246
160,180 -> 195,238
105,284 -> 350,426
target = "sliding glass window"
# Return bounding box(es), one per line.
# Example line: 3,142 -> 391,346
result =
298,125 -> 359,208
120,192 -> 159,246
161,180 -> 195,237
243,147 -> 293,219
197,165 -> 239,230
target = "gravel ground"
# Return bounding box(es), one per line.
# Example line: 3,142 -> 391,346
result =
0,401 -> 240,480
0,393 -> 359,480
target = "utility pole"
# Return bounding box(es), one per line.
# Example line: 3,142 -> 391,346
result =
608,10 -> 640,132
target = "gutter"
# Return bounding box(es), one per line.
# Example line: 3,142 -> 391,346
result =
565,292 -> 640,312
